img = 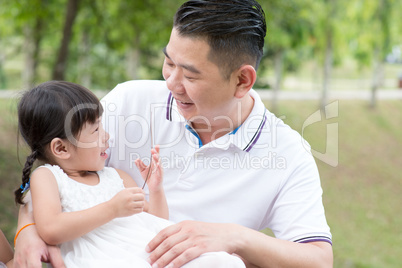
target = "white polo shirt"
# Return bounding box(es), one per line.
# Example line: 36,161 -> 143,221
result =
101,80 -> 332,245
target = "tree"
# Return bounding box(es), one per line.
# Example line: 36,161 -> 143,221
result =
0,0 -> 54,88
103,0 -> 175,80
22,0 -> 45,88
348,0 -> 397,109
309,0 -> 349,110
320,0 -> 336,110
52,0 -> 80,80
1,0 -> 401,92
62,0 -> 176,89
369,0 -> 392,109
259,0 -> 315,113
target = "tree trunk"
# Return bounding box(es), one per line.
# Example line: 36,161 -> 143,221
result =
126,35 -> 141,80
52,0 -> 79,80
321,0 -> 335,110
126,48 -> 140,80
78,31 -> 91,88
321,25 -> 333,110
0,52 -> 6,88
22,14 -> 43,89
271,50 -> 283,114
370,48 -> 383,109
22,26 -> 35,89
370,0 -> 390,109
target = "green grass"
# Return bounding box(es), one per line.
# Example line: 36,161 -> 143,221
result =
0,98 -> 20,241
268,99 -> 402,268
1,97 -> 401,267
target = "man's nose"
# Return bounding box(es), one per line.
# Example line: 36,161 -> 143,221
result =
166,69 -> 185,95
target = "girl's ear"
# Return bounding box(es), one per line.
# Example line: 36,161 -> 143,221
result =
233,64 -> 257,99
50,138 -> 71,160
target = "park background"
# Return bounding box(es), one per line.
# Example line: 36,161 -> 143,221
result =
0,0 -> 401,267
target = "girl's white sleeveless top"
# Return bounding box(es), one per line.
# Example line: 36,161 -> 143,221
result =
42,164 -> 244,268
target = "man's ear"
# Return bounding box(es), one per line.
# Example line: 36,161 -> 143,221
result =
50,138 -> 71,160
234,65 -> 256,99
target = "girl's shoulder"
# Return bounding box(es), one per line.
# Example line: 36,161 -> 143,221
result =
31,164 -> 58,180
97,166 -> 120,179
32,164 -> 65,181
101,167 -> 137,188
31,164 -> 67,193
30,165 -> 61,200
97,167 -> 127,187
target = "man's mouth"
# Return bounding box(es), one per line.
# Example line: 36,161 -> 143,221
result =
176,99 -> 193,107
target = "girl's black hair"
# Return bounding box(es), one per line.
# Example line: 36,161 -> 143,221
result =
14,81 -> 103,204
174,0 -> 266,79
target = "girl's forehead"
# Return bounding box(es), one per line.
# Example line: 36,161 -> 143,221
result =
78,118 -> 100,133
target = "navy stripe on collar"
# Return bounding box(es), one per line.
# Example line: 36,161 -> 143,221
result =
166,92 -> 174,121
185,124 -> 203,148
243,109 -> 267,152
166,92 -> 268,153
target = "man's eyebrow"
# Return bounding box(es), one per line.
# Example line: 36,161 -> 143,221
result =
162,46 -> 201,75
163,47 -> 170,59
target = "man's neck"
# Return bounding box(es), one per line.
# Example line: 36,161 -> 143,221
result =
192,95 -> 254,145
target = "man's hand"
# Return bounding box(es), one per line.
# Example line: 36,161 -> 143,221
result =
146,221 -> 238,268
14,226 -> 65,268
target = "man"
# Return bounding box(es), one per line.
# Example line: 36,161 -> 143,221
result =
0,229 -> 14,267
14,1 -> 332,267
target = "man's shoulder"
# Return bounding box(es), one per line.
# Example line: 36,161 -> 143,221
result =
115,80 -> 167,91
102,80 -> 168,102
251,109 -> 313,160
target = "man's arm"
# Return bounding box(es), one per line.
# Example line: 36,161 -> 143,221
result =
234,224 -> 332,267
0,230 -> 13,266
13,193 -> 65,268
146,221 -> 333,268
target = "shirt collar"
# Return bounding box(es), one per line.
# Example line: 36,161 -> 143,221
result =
231,89 -> 267,152
165,90 -> 267,152
165,92 -> 186,122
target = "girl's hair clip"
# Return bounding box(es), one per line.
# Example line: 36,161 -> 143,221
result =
20,180 -> 30,193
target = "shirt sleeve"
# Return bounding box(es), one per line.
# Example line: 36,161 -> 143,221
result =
265,134 -> 332,245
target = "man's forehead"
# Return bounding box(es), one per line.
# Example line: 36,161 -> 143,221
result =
163,38 -> 207,75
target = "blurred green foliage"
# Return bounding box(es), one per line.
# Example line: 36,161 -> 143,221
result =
0,0 -> 401,90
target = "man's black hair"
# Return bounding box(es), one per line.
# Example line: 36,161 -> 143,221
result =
174,0 -> 266,79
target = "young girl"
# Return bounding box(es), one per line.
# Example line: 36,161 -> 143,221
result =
14,81 -> 244,268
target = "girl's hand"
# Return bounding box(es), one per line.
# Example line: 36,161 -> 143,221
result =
135,145 -> 163,193
110,187 -> 145,217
